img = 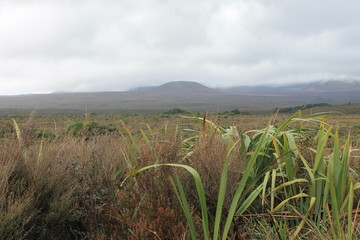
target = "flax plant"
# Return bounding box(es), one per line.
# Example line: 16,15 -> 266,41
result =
130,113 -> 275,239
267,122 -> 359,239
125,112 -> 359,239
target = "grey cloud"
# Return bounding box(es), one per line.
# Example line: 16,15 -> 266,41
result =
0,0 -> 360,95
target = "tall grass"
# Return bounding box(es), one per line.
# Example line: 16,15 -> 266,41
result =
0,114 -> 358,239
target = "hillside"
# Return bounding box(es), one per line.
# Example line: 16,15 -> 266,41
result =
0,80 -> 359,114
149,81 -> 216,94
302,103 -> 360,115
222,80 -> 360,95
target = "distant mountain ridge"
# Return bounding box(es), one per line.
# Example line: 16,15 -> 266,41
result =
0,80 -> 359,114
222,80 -> 360,95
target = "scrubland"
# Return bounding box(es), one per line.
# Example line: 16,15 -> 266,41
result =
0,111 -> 359,239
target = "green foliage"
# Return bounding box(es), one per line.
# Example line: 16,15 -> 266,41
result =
220,109 -> 250,116
66,121 -> 84,136
34,129 -> 55,139
229,108 -> 249,115
278,103 -> 332,113
164,108 -> 186,114
83,120 -> 99,130
66,121 -> 116,137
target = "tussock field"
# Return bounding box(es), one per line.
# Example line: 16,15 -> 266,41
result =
0,111 -> 359,239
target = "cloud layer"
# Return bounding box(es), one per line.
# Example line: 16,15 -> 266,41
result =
1,0 -> 360,94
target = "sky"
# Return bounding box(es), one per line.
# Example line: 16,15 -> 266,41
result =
1,0 -> 360,95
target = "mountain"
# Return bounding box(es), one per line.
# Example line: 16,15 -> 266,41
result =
284,80 -> 360,91
222,80 -> 360,95
0,81 -> 225,114
150,81 -> 216,94
131,81 -> 215,94
0,80 -> 359,114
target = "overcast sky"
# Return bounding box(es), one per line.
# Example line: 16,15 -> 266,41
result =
1,0 -> 360,95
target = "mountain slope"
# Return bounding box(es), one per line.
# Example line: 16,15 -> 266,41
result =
222,80 -> 360,95
150,81 -> 216,95
0,80 -> 359,114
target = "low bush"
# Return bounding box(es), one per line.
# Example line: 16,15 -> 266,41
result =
66,121 -> 117,137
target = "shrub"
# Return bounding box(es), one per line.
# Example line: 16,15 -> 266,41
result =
164,108 -> 185,114
66,121 -> 116,137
